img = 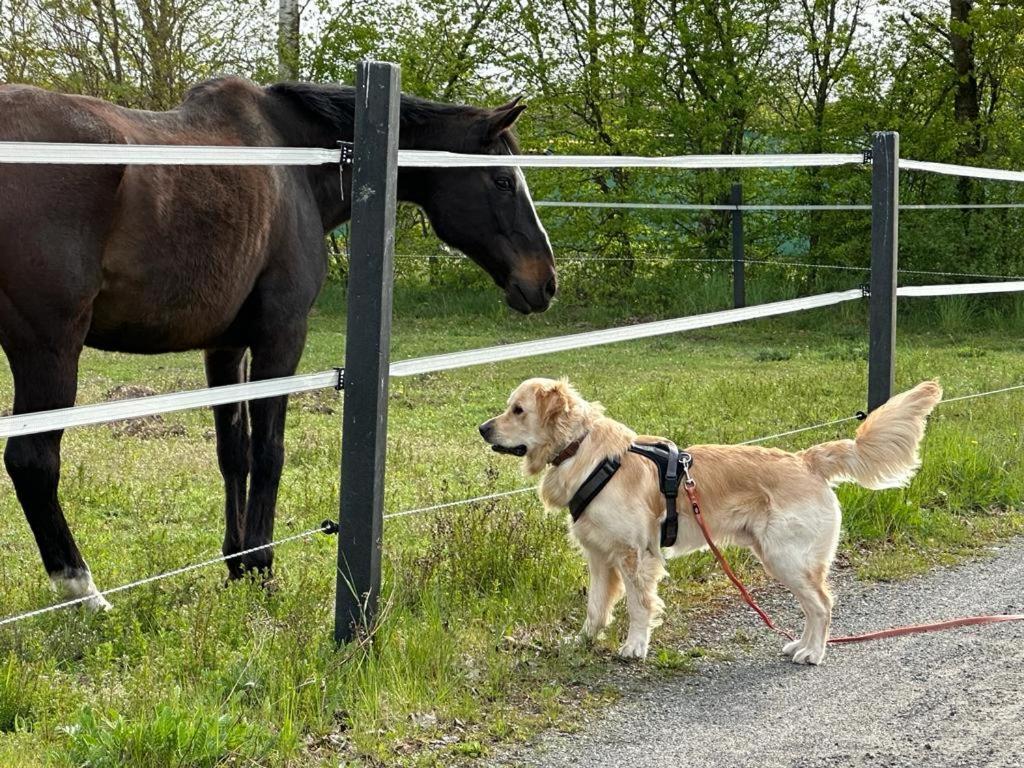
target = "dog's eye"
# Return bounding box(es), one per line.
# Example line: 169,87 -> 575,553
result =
512,405 -> 523,415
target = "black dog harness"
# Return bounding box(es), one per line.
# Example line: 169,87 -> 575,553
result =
564,439 -> 692,548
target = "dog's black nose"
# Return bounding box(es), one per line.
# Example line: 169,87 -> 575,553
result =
479,421 -> 493,439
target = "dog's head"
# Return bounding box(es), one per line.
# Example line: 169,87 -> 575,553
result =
479,377 -> 596,474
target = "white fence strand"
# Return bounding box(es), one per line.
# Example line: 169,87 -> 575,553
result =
896,281 -> 1024,297
0,143 -> 865,170
901,158 -> 1024,183
0,370 -> 339,439
397,151 -> 865,169
390,290 -> 866,378
0,142 -> 339,166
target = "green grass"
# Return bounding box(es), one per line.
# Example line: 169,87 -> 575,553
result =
0,270 -> 1022,766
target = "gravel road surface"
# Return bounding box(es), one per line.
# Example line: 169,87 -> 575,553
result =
496,539 -> 1024,767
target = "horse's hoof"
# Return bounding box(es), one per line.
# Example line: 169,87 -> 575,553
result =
83,593 -> 113,612
51,569 -> 111,611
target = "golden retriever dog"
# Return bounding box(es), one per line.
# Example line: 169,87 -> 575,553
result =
479,378 -> 942,664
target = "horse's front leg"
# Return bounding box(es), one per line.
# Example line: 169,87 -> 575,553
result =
204,348 -> 251,579
236,325 -> 307,577
4,344 -> 110,609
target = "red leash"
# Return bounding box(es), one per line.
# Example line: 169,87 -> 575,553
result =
682,482 -> 1024,645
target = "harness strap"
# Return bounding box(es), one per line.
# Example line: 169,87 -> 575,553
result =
564,440 -> 691,549
567,456 -> 621,522
628,441 -> 689,547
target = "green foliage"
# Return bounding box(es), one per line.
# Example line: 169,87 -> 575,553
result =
0,653 -> 38,732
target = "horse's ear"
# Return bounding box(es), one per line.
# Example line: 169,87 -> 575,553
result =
483,98 -> 527,140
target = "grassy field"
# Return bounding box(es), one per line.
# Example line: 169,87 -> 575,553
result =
0,265 -> 1022,766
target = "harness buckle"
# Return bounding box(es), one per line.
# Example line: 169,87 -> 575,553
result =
680,452 -> 695,487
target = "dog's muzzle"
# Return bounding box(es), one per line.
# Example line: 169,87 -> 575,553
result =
490,444 -> 527,457
478,420 -> 528,457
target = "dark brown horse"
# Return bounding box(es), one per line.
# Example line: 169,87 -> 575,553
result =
0,77 -> 556,609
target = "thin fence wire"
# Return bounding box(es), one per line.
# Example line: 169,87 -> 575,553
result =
737,415 -> 865,445
0,522 -> 335,627
537,201 -> 1024,212
395,252 -> 1024,281
940,383 -> 1024,404
382,487 -> 535,520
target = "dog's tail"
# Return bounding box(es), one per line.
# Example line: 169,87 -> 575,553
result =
800,380 -> 942,490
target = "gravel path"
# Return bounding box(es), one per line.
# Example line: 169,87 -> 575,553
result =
496,539 -> 1024,768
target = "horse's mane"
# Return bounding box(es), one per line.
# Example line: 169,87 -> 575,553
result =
264,81 -> 520,150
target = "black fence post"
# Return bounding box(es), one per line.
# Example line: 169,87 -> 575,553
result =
868,131 -> 899,411
334,61 -> 401,644
731,183 -> 745,309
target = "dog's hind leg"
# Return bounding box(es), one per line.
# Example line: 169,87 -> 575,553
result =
582,549 -> 623,639
614,548 -> 667,659
760,499 -> 840,665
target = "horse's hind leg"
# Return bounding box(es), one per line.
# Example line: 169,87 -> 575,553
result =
3,343 -> 109,609
204,348 -> 251,579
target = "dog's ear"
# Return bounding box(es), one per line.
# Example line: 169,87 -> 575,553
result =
538,380 -> 571,427
536,382 -> 577,430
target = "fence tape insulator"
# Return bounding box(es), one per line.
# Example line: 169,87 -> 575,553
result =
901,158 -> 1024,184
390,290 -> 865,378
896,281 -> 1024,297
0,141 -> 340,166
0,370 -> 339,439
396,151 -> 866,169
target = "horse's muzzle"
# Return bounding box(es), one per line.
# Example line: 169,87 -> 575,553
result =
506,272 -> 557,314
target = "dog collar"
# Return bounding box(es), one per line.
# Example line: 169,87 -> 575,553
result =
550,432 -> 589,466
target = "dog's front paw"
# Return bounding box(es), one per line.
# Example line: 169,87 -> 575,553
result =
617,636 -> 649,660
782,638 -> 804,657
581,618 -> 606,640
791,645 -> 826,665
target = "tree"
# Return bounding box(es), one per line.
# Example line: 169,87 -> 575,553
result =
10,0 -> 275,108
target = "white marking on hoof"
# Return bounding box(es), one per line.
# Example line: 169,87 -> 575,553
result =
51,570 -> 112,612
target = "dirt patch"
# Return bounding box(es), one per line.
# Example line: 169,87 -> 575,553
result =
104,384 -> 187,439
291,389 -> 339,415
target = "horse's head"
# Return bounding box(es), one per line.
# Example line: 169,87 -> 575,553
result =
410,99 -> 556,314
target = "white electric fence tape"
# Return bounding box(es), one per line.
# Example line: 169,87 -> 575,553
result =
0,142 -> 863,170
0,142 -> 340,166
896,281 -> 1024,297
397,151 -> 865,169
0,371 -> 338,439
389,290 -> 866,377
901,159 -> 1024,184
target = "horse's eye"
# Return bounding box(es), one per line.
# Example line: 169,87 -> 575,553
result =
495,176 -> 514,192
512,405 -> 524,415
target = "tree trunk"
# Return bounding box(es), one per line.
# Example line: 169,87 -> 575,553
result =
278,0 -> 300,80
